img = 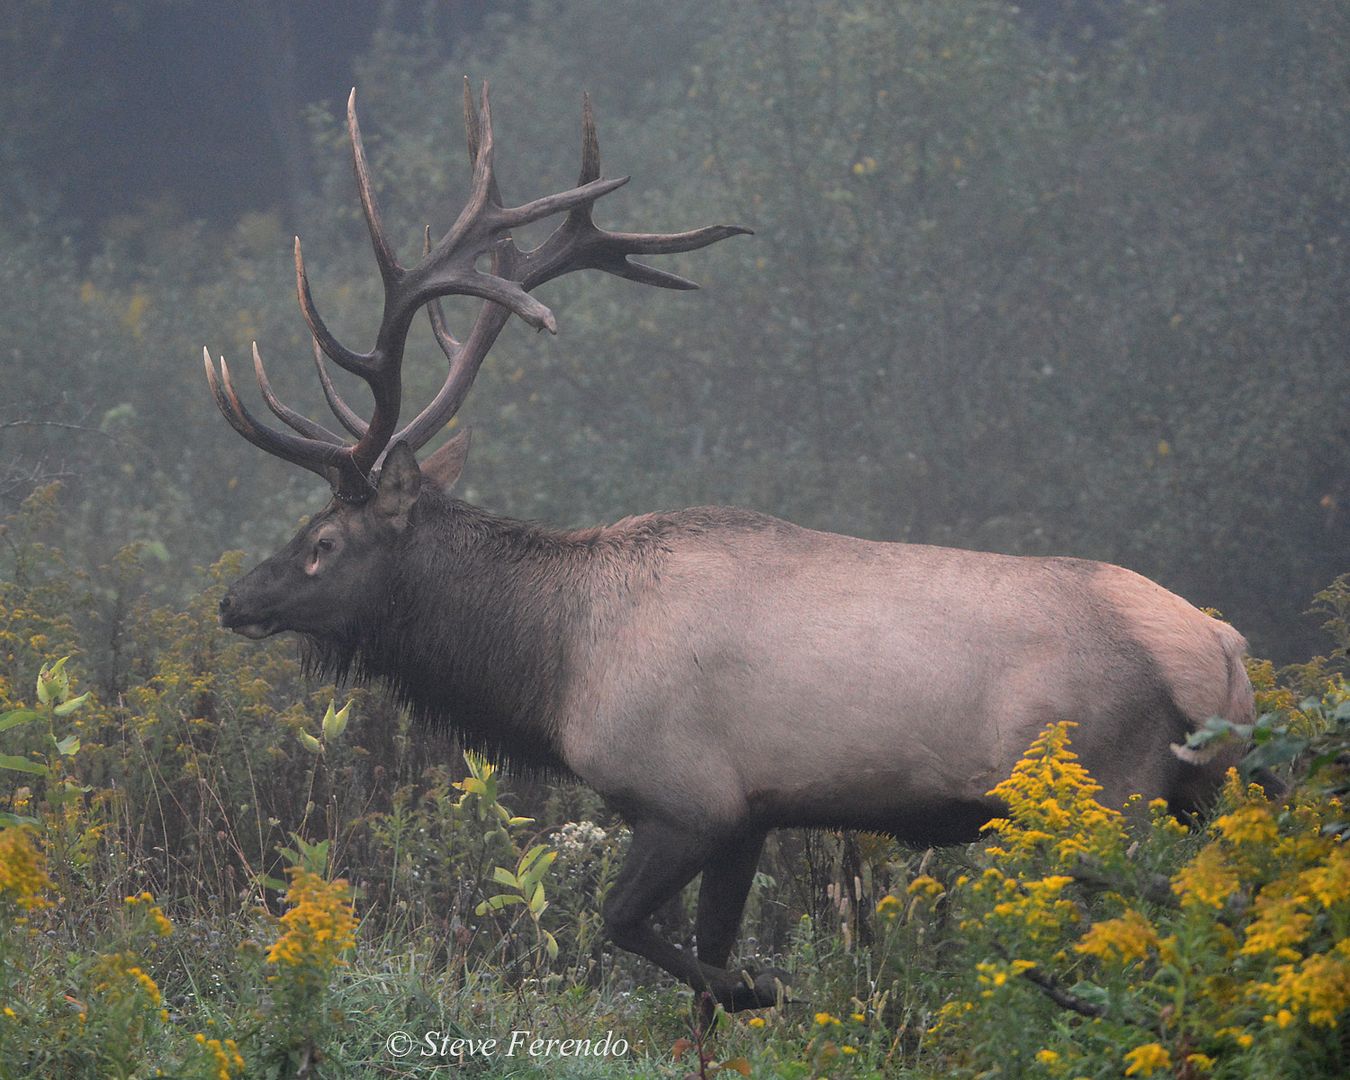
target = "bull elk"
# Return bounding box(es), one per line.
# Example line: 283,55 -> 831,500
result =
205,81 -> 1254,1010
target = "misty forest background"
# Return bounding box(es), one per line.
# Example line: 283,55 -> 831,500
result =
3,0 -> 1345,665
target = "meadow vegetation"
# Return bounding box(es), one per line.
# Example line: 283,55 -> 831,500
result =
1,485 -> 1346,1077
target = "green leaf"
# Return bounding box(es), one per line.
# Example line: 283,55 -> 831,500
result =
518,844 -> 548,876
53,692 -> 90,717
543,929 -> 559,960
528,884 -> 548,915
475,894 -> 526,915
0,754 -> 47,776
282,834 -> 331,875
491,866 -> 520,888
0,709 -> 42,732
55,734 -> 81,756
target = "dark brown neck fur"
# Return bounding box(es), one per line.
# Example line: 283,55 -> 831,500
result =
306,490 -> 592,774
305,494 -> 782,775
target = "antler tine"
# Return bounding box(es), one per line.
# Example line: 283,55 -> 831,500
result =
252,342 -> 346,444
348,88 -> 402,287
392,305 -> 513,455
294,236 -> 377,378
423,225 -> 462,359
517,95 -> 752,292
462,76 -> 482,166
579,92 -> 601,185
564,223 -> 755,291
312,338 -> 369,439
487,88 -> 626,232
204,349 -> 339,481
426,297 -> 459,361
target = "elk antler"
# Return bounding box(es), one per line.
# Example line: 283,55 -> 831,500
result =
205,80 -> 749,502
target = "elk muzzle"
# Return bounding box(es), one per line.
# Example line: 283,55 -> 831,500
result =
217,588 -> 276,640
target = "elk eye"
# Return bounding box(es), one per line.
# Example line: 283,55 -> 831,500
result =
315,538 -> 336,553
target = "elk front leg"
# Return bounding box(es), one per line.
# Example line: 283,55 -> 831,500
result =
604,822 -> 785,1011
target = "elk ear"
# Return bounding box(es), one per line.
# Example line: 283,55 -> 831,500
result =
373,441 -> 422,529
419,427 -> 471,494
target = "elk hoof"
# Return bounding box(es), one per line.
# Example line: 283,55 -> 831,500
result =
718,965 -> 794,1011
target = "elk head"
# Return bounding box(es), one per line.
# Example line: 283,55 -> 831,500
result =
207,81 -> 747,640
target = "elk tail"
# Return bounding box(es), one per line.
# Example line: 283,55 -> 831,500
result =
1170,623 -> 1254,766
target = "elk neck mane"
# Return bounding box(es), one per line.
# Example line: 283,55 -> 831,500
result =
302,490 -> 771,776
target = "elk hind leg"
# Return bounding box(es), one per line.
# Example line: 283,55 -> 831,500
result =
696,832 -> 791,1015
695,832 -> 765,969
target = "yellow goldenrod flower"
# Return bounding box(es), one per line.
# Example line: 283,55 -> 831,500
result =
1171,845 -> 1239,910
1241,880 -> 1313,961
0,827 -> 52,912
1216,1026 -> 1254,1049
1216,803 -> 1278,847
1301,844 -> 1350,910
266,869 -> 358,983
876,894 -> 903,918
1255,939 -> 1350,1027
128,966 -> 162,1007
814,1011 -> 842,1026
196,1034 -> 242,1080
984,723 -> 1127,870
1075,909 -> 1159,966
1123,1042 -> 1170,1076
1036,1048 -> 1060,1064
985,872 -> 1079,942
746,1016 -> 765,1029
125,891 -> 175,936
927,999 -> 974,1035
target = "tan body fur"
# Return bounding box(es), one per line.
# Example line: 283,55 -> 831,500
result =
562,509 -> 1251,845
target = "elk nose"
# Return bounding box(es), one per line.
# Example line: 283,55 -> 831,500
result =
218,593 -> 234,618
